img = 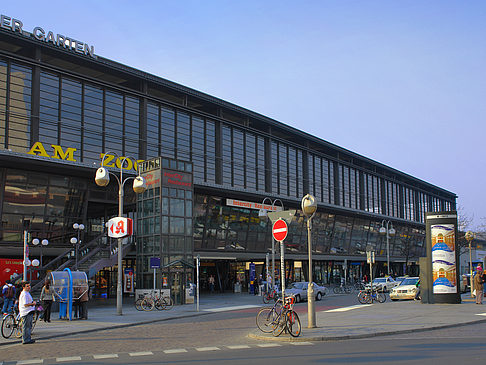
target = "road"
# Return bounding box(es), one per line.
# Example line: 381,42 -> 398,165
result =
1,294 -> 483,364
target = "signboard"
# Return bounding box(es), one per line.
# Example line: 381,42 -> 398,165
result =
0,258 -> 23,286
226,199 -> 284,212
272,219 -> 288,242
150,257 -> 161,269
162,170 -> 192,190
107,217 -> 133,238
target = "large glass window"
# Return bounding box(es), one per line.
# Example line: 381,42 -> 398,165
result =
39,71 -> 59,147
60,78 -> 82,152
83,84 -> 103,163
191,116 -> 205,182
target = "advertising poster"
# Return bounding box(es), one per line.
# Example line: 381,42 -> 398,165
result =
431,224 -> 457,293
0,258 -> 23,286
124,268 -> 134,293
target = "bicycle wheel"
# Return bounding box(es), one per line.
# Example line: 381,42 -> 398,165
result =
272,313 -> 286,337
286,310 -> 301,337
333,286 -> 341,294
141,298 -> 154,311
32,311 -> 40,331
163,297 -> 174,310
357,291 -> 368,304
262,294 -> 270,304
135,298 -> 144,311
155,298 -> 166,310
15,317 -> 23,338
377,292 -> 386,303
344,286 -> 353,294
256,308 -> 277,333
1,314 -> 15,339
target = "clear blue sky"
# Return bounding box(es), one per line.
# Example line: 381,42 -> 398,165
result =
5,1 -> 485,228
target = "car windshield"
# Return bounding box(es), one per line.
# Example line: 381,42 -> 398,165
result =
400,278 -> 419,285
289,283 -> 302,289
373,278 -> 386,283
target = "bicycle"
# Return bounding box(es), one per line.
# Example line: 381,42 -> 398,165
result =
256,295 -> 301,337
357,288 -> 386,304
262,289 -> 279,304
1,305 -> 43,339
333,285 -> 353,294
140,292 -> 174,311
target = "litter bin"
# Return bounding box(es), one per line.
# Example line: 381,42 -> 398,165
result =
234,282 -> 241,293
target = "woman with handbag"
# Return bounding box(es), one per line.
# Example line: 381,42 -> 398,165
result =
40,279 -> 54,322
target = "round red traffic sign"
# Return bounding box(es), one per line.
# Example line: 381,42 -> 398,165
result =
272,219 -> 288,242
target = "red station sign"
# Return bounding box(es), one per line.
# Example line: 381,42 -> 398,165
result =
272,219 -> 288,242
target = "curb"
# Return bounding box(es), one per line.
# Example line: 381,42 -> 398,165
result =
248,317 -> 486,342
0,311 -> 213,347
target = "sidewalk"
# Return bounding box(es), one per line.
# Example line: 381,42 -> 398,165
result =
249,294 -> 486,341
0,293 -> 262,346
2,293 -> 486,345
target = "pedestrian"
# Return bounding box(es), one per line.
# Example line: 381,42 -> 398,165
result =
19,281 -> 37,344
474,266 -> 484,305
208,275 -> 215,293
79,283 -> 89,320
2,280 -> 16,315
39,279 -> 54,322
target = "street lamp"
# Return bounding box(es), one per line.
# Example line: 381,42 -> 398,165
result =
70,223 -> 85,271
95,152 -> 147,316
465,231 -> 474,298
379,220 -> 396,277
259,197 -> 284,292
301,194 -> 317,328
32,238 -> 49,269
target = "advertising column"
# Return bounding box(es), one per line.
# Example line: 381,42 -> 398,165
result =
425,211 -> 461,304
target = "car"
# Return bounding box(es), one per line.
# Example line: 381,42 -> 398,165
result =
365,277 -> 399,292
390,277 -> 420,300
280,282 -> 327,302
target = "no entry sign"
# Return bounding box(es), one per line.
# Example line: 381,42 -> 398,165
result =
272,219 -> 288,242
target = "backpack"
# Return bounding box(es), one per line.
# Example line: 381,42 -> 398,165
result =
5,285 -> 14,299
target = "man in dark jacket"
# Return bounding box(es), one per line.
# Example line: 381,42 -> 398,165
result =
2,280 -> 16,314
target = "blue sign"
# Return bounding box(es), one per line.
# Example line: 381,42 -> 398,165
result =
150,257 -> 161,269
249,262 -> 256,294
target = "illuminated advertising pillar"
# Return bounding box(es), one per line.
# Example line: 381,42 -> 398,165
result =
425,211 -> 461,304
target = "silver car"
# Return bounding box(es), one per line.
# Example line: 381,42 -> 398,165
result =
282,282 -> 328,302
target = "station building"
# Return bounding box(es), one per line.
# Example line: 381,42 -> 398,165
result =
0,15 -> 456,302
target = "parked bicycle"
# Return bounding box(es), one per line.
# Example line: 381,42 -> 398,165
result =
256,295 -> 301,337
1,304 -> 43,339
262,289 -> 279,304
357,288 -> 386,304
333,285 -> 353,294
136,292 -> 174,311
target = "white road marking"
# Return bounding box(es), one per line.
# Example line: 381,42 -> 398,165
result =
93,354 -> 118,359
325,304 -> 372,312
475,313 -> 486,316
164,349 -> 188,354
17,360 -> 43,365
257,343 -> 282,347
196,347 -> 221,351
56,357 -> 81,362
204,305 -> 260,312
129,351 -> 153,356
227,345 -> 251,349
290,342 -> 314,345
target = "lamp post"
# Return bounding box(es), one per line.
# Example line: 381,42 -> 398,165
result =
301,194 -> 317,328
95,152 -> 146,316
465,231 -> 474,298
379,220 -> 396,277
259,197 -> 284,292
70,223 -> 85,271
32,238 -> 49,269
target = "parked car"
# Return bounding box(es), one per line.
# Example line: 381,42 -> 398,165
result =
390,277 -> 420,300
365,277 -> 399,292
280,282 -> 327,302
395,276 -> 408,285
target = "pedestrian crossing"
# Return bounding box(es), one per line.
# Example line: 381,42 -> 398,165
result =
3,342 -> 315,364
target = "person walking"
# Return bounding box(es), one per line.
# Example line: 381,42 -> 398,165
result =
474,266 -> 484,305
40,279 -> 54,322
208,275 -> 215,293
2,280 -> 16,315
19,281 -> 37,344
